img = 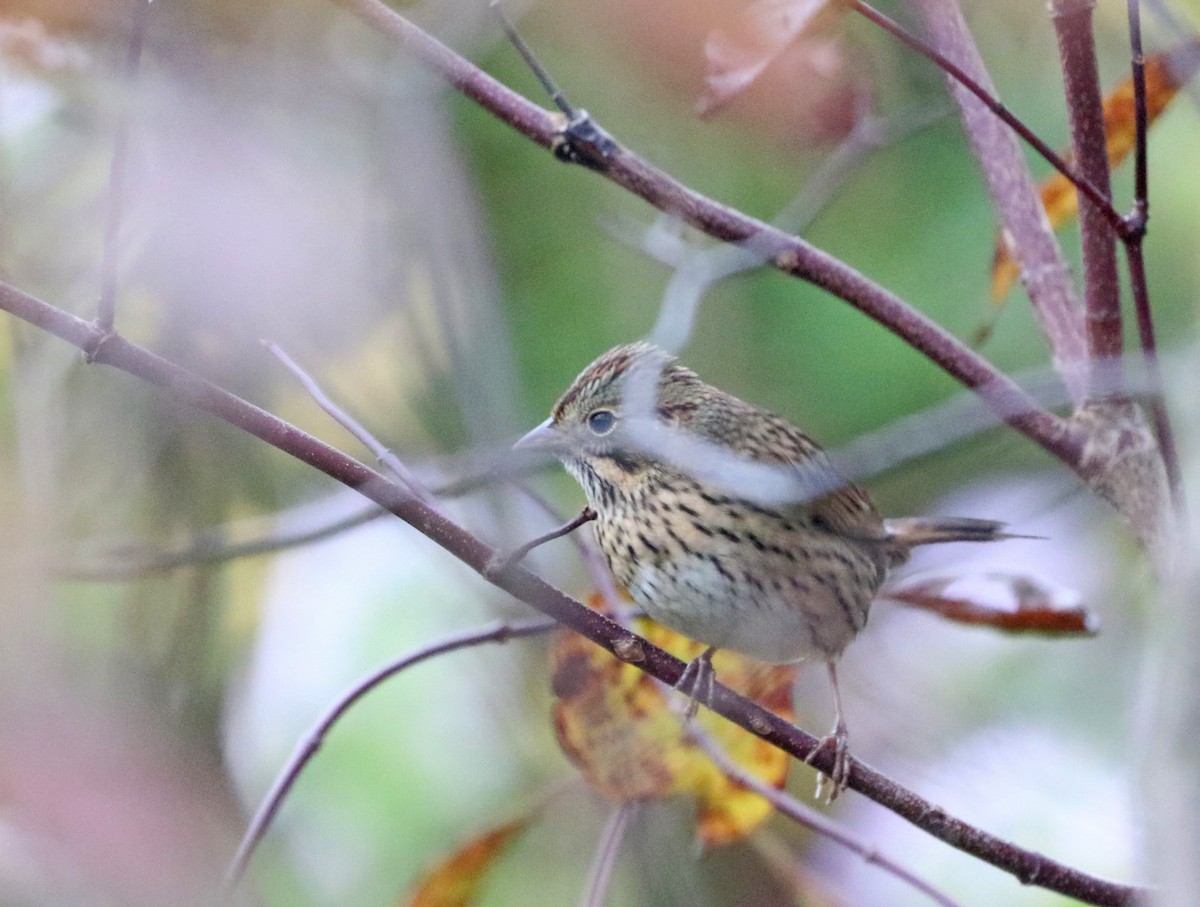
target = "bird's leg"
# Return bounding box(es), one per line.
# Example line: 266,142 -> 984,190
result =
673,646 -> 718,721
804,661 -> 851,802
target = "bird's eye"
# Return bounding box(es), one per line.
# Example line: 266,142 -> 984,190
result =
587,409 -> 617,436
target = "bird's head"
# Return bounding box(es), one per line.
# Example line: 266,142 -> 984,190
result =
516,342 -> 705,493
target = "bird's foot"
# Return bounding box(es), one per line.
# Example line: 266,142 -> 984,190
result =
673,647 -> 717,722
804,720 -> 850,802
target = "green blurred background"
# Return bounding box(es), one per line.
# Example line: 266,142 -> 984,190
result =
0,0 -> 1195,904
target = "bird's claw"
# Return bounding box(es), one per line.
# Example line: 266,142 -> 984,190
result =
673,647 -> 717,722
805,722 -> 851,802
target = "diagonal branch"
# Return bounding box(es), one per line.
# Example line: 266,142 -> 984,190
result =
224,618 -> 558,890
328,0 -> 1087,476
911,0 -> 1090,404
0,280 -> 1139,906
849,0 -> 1125,236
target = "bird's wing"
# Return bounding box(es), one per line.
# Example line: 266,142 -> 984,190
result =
727,406 -> 887,540
658,385 -> 888,540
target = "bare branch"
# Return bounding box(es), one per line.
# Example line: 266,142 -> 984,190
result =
691,728 -> 962,907
485,507 -> 596,578
1052,0 -> 1124,385
224,618 -> 558,891
650,104 -> 947,352
57,504 -> 385,581
0,279 -> 1141,906
849,0 -> 1125,235
328,0 -> 1087,475
1123,0 -> 1184,513
264,340 -> 436,505
911,0 -> 1090,404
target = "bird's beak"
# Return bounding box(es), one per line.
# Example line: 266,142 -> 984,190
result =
514,417 -> 559,451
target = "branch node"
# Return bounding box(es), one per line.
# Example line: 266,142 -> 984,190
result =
1123,201 -> 1148,241
748,714 -> 773,736
612,635 -> 645,664
551,110 -> 617,171
82,323 -> 118,364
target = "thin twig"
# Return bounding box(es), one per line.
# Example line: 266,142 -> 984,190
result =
57,504 -> 386,580
1123,0 -> 1184,513
0,280 -> 1141,906
485,507 -> 596,577
690,728 -> 963,907
849,0 -> 1126,237
577,802 -> 636,907
263,339 -> 435,504
328,0 -> 1087,474
224,618 -> 558,891
513,483 -> 628,620
650,103 -> 948,352
490,0 -> 576,119
1128,1 -> 1149,215
96,0 -> 151,333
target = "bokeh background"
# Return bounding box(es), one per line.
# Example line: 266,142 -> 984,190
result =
0,0 -> 1196,904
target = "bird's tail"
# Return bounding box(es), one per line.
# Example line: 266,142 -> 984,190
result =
883,516 -> 1027,548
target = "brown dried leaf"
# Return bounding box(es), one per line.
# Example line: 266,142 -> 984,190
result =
990,39 -> 1200,301
403,818 -> 528,907
885,572 -> 1098,636
698,0 -> 847,117
551,610 -> 796,848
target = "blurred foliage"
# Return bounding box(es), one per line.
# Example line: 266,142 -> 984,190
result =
0,0 -> 1193,905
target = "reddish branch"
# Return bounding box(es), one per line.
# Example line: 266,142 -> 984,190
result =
1052,0 -> 1124,385
849,1 -> 1124,235
328,0 -> 1087,475
910,0 -> 1091,404
0,280 -> 1140,906
1123,3 -> 1184,510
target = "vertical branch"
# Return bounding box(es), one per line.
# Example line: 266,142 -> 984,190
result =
1052,0 -> 1124,394
1127,3 -> 1149,215
97,0 -> 151,334
910,0 -> 1089,404
1123,0 -> 1183,510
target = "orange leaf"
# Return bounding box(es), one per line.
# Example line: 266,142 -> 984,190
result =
989,39 -> 1200,301
402,818 -> 527,907
885,572 -> 1098,636
698,0 -> 847,117
550,614 -> 796,849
